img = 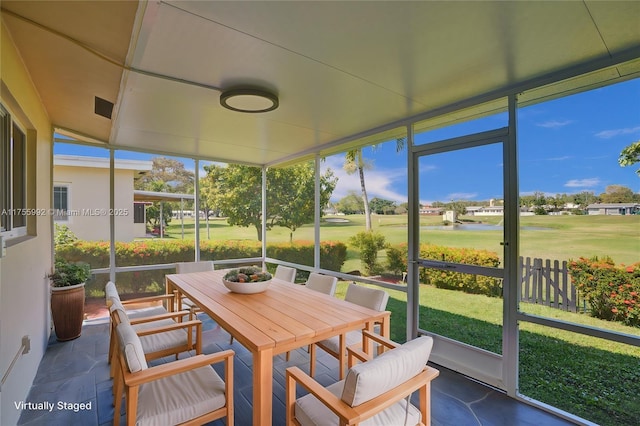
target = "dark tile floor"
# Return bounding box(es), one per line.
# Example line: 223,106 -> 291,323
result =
17,312 -> 576,426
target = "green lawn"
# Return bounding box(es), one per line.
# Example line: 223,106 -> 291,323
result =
167,213 -> 640,265
333,281 -> 640,426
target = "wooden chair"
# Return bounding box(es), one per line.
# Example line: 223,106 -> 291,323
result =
113,321 -> 234,426
275,265 -> 297,282
108,298 -> 201,379
305,272 -> 337,296
105,281 -> 181,371
310,283 -> 389,379
175,261 -> 215,312
286,330 -> 439,426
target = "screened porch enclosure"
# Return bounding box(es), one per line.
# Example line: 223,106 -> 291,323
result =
54,77 -> 640,426
2,2 -> 640,425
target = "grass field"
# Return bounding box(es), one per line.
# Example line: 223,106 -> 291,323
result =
168,213 -> 640,267
333,281 -> 640,426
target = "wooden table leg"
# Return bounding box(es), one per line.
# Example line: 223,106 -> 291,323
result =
253,348 -> 273,426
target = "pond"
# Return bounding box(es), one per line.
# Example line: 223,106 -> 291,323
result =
421,224 -> 551,231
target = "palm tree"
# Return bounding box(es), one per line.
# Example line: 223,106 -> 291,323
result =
344,137 -> 406,231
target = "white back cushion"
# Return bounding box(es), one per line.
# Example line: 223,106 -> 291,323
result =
345,284 -> 389,311
105,281 -> 120,307
175,261 -> 214,274
341,336 -> 433,406
109,299 -> 130,325
305,273 -> 337,296
116,322 -> 148,373
274,265 -> 297,282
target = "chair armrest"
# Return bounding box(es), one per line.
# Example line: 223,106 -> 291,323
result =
121,293 -> 175,305
361,329 -> 398,350
134,319 -> 201,337
128,310 -> 192,325
346,343 -> 372,368
126,350 -> 234,387
286,366 -> 359,422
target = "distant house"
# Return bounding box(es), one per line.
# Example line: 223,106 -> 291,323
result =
53,155 -> 153,241
586,203 -> 639,215
466,205 -> 505,216
419,205 -> 443,215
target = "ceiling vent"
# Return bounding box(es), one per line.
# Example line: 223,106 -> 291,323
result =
94,96 -> 114,119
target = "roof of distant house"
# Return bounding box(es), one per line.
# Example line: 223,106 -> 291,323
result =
53,155 -> 152,171
586,203 -> 639,208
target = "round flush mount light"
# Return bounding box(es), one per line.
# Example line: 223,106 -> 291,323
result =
220,88 -> 279,113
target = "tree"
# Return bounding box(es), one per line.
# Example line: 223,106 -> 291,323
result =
444,200 -> 467,217
198,176 -> 219,239
202,162 -> 336,241
135,157 -> 195,230
135,157 -> 194,193
344,138 -> 406,231
268,163 -> 336,242
572,191 -> 598,209
344,149 -> 373,229
369,197 -> 396,215
335,192 -> 364,215
143,180 -> 173,229
618,140 -> 640,176
599,185 -> 636,203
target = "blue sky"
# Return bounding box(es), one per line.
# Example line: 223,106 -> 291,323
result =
56,78 -> 640,205
325,78 -> 640,204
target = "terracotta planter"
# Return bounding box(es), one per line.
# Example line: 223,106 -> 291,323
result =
50,283 -> 85,341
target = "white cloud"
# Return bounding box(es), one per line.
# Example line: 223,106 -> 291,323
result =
594,126 -> 640,139
564,178 -> 601,188
322,156 -> 407,203
419,163 -> 437,173
546,156 -> 571,161
536,120 -> 573,128
445,192 -> 478,200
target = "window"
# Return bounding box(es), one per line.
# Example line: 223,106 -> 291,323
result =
133,202 -> 145,224
53,186 -> 69,221
0,104 -> 28,238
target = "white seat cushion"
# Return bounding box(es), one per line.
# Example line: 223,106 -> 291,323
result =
136,365 -> 226,426
133,319 -> 189,354
126,306 -> 169,319
341,336 -> 434,406
295,381 -> 421,426
318,330 -> 362,354
111,301 -> 189,355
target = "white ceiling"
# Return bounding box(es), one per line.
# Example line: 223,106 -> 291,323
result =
2,1 -> 640,166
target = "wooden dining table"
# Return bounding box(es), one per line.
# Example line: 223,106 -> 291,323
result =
165,269 -> 390,426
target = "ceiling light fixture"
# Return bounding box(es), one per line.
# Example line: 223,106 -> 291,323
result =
220,88 -> 279,113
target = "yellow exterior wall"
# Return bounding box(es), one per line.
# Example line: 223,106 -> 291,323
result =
1,22 -> 54,426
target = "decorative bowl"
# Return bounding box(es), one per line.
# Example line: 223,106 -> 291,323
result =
222,267 -> 273,294
222,278 -> 272,294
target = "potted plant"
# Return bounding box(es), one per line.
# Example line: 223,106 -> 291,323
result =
49,257 -> 91,341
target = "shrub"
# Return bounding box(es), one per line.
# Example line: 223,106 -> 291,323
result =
568,256 -> 640,327
56,239 -> 347,296
386,244 -> 407,276
349,231 -> 388,276
53,224 -> 78,247
419,244 -> 502,297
